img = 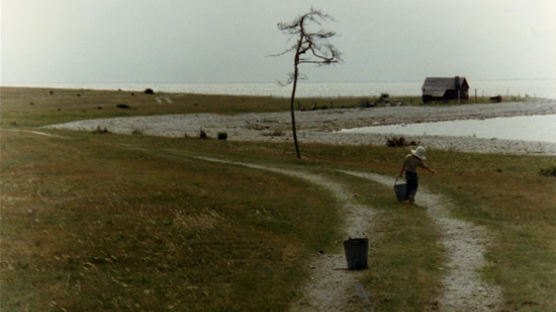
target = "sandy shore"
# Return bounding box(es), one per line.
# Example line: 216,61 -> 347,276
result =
46,100 -> 556,155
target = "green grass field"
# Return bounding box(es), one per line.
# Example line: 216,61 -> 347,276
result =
1,87 -> 554,311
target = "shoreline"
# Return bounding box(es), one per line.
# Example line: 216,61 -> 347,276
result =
2,80 -> 555,99
46,100 -> 556,155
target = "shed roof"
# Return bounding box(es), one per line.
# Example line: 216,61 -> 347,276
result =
422,77 -> 468,97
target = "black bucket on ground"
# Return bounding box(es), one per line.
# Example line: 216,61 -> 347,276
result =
343,237 -> 368,270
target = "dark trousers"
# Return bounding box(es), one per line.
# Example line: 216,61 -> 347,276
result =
405,171 -> 418,200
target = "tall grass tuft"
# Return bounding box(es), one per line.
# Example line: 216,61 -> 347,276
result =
539,166 -> 556,177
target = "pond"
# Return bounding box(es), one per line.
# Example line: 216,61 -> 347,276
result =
338,114 -> 556,143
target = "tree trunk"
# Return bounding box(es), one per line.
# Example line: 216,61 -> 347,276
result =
289,63 -> 301,159
288,33 -> 305,160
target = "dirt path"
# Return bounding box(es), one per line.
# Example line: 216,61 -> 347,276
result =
193,155 -> 502,311
340,171 -> 502,311
193,156 -> 376,312
4,128 -> 503,310
1,128 -> 70,139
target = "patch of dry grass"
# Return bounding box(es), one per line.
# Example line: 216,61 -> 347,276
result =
1,87 -> 519,129
0,131 -> 342,311
0,87 -> 281,128
0,87 -> 369,128
1,87 -> 552,311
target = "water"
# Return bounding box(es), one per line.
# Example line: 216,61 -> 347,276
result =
339,114 -> 556,143
4,79 -> 555,99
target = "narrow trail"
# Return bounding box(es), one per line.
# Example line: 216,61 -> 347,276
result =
340,171 -> 502,312
187,155 -> 503,311
6,125 -> 502,311
1,128 -> 70,139
193,156 -> 376,312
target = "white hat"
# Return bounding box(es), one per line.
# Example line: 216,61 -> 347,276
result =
411,146 -> 426,160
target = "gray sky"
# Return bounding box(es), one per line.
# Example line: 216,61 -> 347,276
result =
1,0 -> 555,84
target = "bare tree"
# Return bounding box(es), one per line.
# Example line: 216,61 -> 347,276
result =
276,8 -> 342,159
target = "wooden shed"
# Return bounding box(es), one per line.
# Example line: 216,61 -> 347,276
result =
422,76 -> 469,103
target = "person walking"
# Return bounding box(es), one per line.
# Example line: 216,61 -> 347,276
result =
398,146 -> 436,205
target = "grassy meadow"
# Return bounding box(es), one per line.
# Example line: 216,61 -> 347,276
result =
0,87 -> 522,128
1,87 -> 554,311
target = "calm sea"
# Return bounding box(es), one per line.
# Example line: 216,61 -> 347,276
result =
340,114 -> 556,144
4,79 -> 556,99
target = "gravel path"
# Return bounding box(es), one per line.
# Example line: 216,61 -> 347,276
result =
46,100 -> 556,155
340,171 -> 502,312
191,156 -> 376,312
185,154 -> 502,311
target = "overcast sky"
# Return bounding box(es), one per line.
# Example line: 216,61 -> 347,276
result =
1,0 -> 555,85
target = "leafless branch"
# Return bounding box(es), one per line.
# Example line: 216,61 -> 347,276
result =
276,9 -> 342,66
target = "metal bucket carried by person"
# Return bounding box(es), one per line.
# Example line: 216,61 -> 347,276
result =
393,177 -> 408,201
